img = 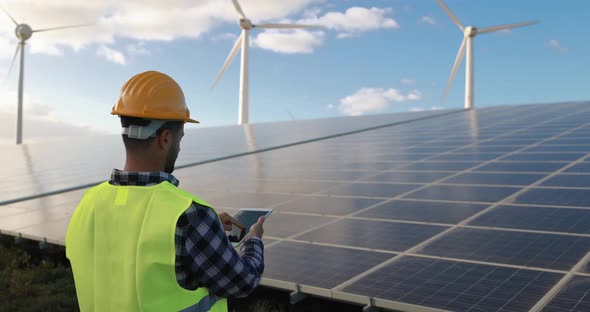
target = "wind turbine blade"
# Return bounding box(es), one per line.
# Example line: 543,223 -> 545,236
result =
254,23 -> 323,29
32,23 -> 94,33
435,0 -> 464,31
478,20 -> 539,34
442,38 -> 466,102
3,44 -> 20,84
0,6 -> 18,25
232,0 -> 246,19
211,33 -> 243,91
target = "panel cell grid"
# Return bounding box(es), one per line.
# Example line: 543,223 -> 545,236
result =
470,205 -> 590,234
294,218 -> 448,252
542,275 -> 590,312
418,228 -> 590,270
513,188 -> 590,208
403,185 -> 521,203
475,162 -> 568,173
264,241 -> 392,289
357,200 -> 489,224
343,256 -> 563,312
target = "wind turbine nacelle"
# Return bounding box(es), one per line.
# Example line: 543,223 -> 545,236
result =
16,24 -> 33,41
239,18 -> 253,30
464,26 -> 478,38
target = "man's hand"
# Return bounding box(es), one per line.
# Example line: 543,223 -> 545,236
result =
243,217 -> 265,241
218,212 -> 245,232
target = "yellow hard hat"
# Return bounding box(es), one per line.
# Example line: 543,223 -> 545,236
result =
111,71 -> 199,123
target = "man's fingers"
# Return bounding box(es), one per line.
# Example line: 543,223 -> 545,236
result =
226,214 -> 245,229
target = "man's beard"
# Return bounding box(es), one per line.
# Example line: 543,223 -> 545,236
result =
164,145 -> 179,174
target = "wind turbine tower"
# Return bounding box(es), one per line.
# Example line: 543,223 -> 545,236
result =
2,6 -> 91,144
436,0 -> 539,109
211,0 -> 321,125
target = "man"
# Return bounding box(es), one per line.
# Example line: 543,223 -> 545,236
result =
66,71 -> 265,312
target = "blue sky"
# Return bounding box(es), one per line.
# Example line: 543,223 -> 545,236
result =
0,0 -> 588,143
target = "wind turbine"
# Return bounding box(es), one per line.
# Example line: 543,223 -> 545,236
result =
437,0 -> 539,109
1,6 -> 92,144
211,0 -> 321,125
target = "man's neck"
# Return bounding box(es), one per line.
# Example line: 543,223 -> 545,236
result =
123,156 -> 164,172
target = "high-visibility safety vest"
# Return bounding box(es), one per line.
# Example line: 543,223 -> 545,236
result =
66,181 -> 228,312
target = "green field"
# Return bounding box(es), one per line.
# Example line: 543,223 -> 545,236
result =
0,236 -> 363,312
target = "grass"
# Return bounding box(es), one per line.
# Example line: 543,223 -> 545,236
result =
0,235 -> 364,312
0,236 -> 78,312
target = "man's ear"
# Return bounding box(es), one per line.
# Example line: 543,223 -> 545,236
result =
157,129 -> 172,149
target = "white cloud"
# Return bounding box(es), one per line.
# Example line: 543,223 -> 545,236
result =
0,0 -> 321,57
336,33 -> 357,39
126,41 -> 150,55
253,29 -> 325,54
419,16 -> 436,25
334,87 -> 422,116
401,78 -> 415,85
0,2 -> 397,59
97,45 -> 126,65
251,6 -> 397,54
299,7 -> 399,38
211,33 -> 239,41
407,90 -> 422,101
548,39 -> 568,53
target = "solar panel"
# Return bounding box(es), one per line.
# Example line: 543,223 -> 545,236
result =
357,200 -> 489,224
363,171 -> 455,183
542,275 -> 590,312
264,241 -> 393,289
442,172 -> 546,186
470,205 -> 590,234
318,182 -> 422,198
565,163 -> 590,173
273,196 -> 383,216
512,188 -> 590,207
3,102 -> 590,311
417,228 -> 590,270
541,175 -> 590,188
403,184 -> 521,203
0,109 -> 449,204
294,218 -> 448,252
342,256 -> 563,312
500,153 -> 586,162
475,162 -> 569,173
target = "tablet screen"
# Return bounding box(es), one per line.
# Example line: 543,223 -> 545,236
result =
228,209 -> 271,246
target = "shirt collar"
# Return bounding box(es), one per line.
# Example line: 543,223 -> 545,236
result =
110,169 -> 180,187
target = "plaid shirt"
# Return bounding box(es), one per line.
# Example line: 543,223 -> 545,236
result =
109,169 -> 264,298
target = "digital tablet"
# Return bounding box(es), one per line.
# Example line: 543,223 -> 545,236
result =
227,208 -> 272,247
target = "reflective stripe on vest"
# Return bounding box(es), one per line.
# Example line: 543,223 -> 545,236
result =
66,181 -> 228,312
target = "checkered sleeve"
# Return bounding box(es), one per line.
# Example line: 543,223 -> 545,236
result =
178,203 -> 264,298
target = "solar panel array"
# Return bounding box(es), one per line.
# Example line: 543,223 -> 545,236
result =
2,101 -> 590,311
0,110 -> 445,204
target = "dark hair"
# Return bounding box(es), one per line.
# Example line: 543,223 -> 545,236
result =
120,116 -> 183,151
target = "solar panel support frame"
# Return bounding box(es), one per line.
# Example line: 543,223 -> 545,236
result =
362,300 -> 379,312
260,277 -> 297,292
289,285 -> 308,305
372,297 -> 449,312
